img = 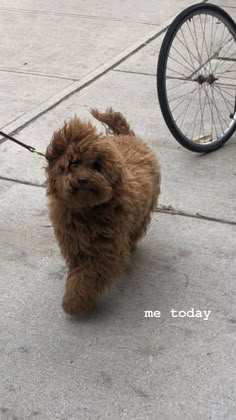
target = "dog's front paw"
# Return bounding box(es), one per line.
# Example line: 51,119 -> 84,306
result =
62,291 -> 95,315
62,269 -> 96,316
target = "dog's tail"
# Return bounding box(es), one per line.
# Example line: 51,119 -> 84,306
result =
90,108 -> 135,136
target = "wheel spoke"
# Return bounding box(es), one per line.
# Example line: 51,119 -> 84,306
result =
169,88 -> 196,104
202,84 -> 217,139
216,86 -> 235,99
190,94 -> 201,139
214,84 -> 233,115
212,22 -> 226,73
168,54 -> 194,74
213,37 -> 235,73
211,87 -> 227,133
198,86 -> 204,139
171,43 -> 197,73
209,16 -> 219,61
214,49 -> 236,76
192,16 -> 204,69
170,86 -> 198,113
173,85 -> 199,122
179,86 -> 199,130
199,15 -> 207,74
175,34 -> 200,66
166,66 -> 189,78
166,80 -> 189,92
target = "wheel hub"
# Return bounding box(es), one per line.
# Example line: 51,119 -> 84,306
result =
194,73 -> 218,85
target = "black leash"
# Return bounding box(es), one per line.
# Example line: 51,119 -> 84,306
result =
0,130 -> 46,158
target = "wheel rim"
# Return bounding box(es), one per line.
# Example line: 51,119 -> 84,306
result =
164,10 -> 236,147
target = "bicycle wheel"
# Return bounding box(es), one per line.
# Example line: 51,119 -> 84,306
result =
157,3 -> 236,152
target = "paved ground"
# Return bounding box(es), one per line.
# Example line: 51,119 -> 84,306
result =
0,1 -> 235,419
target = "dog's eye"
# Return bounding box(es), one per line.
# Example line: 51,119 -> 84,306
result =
92,160 -> 102,172
70,159 -> 82,167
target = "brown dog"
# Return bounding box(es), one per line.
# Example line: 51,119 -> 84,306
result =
45,109 -> 160,315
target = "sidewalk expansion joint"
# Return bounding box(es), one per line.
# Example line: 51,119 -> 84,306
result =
156,206 -> 236,226
0,176 -> 234,227
0,67 -> 76,82
0,7 -> 159,26
113,69 -> 156,77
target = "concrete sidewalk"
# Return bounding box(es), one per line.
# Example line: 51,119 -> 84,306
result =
0,1 -> 235,419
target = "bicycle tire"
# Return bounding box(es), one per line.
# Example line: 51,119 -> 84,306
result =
157,2 -> 236,153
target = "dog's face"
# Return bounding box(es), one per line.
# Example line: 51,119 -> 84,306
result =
45,118 -> 124,209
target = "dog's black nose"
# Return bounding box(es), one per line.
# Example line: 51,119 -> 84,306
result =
78,176 -> 88,185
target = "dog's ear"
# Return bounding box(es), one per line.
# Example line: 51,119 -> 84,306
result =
67,115 -> 99,144
45,123 -> 69,162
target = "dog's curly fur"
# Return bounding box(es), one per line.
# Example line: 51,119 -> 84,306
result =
45,108 -> 160,315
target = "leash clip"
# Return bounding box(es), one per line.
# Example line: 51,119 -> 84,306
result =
31,148 -> 46,157
0,130 -> 46,159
